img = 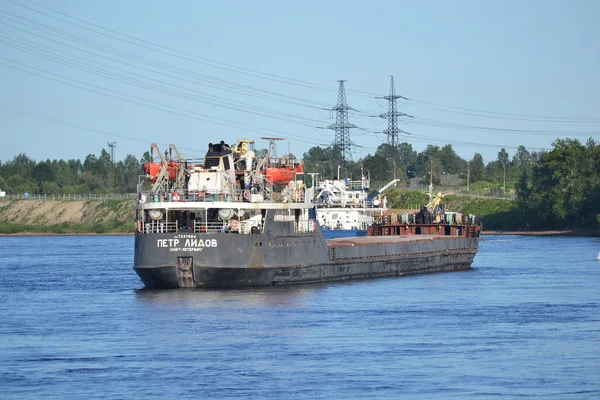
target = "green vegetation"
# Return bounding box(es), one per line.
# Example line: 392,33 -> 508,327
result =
1,138 -> 599,233
0,147 -> 151,194
97,199 -> 128,213
0,198 -> 136,234
515,138 -> 600,230
305,138 -> 600,232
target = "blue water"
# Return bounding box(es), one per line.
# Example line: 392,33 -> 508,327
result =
0,235 -> 599,399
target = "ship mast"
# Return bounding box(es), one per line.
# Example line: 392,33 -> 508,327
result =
261,137 -> 284,167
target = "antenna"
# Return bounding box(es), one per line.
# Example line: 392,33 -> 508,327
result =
107,141 -> 116,163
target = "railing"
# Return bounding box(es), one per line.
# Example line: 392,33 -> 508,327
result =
0,186 -> 515,203
0,193 -> 138,201
193,220 -> 228,233
346,180 -> 369,190
137,217 -> 319,235
315,196 -> 381,209
138,188 -> 307,204
142,220 -> 178,234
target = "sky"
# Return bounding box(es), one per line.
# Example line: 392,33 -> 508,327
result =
1,0 -> 599,165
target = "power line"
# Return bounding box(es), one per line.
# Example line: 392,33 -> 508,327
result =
354,125 -> 546,151
3,2 -> 595,156
0,57 -> 328,146
8,1 -> 600,122
0,54 -> 569,155
8,0 -> 344,94
0,33 -> 328,126
0,101 -> 202,153
410,117 -> 600,135
0,9 -> 333,109
406,98 -> 600,122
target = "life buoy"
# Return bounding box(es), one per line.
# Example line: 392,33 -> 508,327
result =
229,219 -> 240,230
243,190 -> 251,200
137,220 -> 142,233
292,190 -> 301,201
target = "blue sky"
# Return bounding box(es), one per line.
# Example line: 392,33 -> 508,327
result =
1,0 -> 599,164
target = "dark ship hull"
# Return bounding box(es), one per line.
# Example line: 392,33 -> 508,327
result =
134,212 -> 478,289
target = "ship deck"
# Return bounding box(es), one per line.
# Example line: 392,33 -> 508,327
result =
327,235 -> 467,248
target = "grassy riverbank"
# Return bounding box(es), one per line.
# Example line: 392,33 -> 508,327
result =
386,189 -> 521,231
0,194 -> 525,234
1,192 -> 595,235
0,199 -> 135,234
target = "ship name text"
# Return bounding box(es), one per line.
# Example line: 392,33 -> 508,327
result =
157,237 -> 218,251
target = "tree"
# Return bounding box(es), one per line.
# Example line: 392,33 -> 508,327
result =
81,171 -> 105,193
497,148 -> 510,165
515,164 -> 533,228
496,148 -> 511,187
469,153 -> 485,183
83,154 -> 99,174
123,154 -> 142,191
32,161 -> 55,185
41,181 -> 61,194
6,153 -> 36,179
512,145 -> 531,176
439,144 -> 463,174
417,148 -> 442,185
368,143 -> 417,181
53,160 -> 78,188
524,138 -> 599,229
140,151 -> 152,164
396,142 -> 417,178
362,152 -> 389,183
303,146 -> 342,180
68,159 -> 83,176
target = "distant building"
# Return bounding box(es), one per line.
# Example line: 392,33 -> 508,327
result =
439,174 -> 462,186
408,178 -> 424,188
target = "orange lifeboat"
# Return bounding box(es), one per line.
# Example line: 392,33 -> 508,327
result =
265,163 -> 304,186
142,161 -> 181,184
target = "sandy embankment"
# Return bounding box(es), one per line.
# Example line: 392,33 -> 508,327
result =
0,199 -> 135,234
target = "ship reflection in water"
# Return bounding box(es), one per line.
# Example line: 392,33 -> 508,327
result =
134,283 -> 334,309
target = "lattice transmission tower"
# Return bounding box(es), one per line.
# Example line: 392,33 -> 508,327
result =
378,76 -> 412,180
327,80 -> 359,173
107,141 -> 116,163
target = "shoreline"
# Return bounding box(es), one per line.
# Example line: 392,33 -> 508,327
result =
0,232 -> 134,237
483,230 -> 599,236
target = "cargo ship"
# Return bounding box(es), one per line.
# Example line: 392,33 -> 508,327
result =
133,141 -> 481,289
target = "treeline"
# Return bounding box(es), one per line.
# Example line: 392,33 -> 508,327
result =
304,139 -> 600,230
303,142 -> 538,191
1,138 -> 599,231
0,148 -> 150,194
516,138 -> 600,230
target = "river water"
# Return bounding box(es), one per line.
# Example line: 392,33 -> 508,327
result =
0,235 -> 599,399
